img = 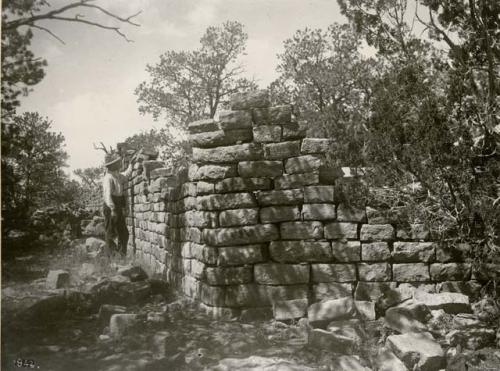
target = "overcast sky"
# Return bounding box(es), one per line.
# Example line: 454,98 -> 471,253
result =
19,0 -> 345,173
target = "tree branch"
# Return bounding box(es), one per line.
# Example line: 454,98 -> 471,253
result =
30,24 -> 66,44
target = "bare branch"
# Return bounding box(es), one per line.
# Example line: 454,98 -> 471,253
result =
30,24 -> 66,44
93,142 -> 109,154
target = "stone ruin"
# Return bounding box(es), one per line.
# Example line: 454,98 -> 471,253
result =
88,90 -> 478,318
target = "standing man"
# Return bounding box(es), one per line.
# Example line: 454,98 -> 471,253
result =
102,152 -> 136,257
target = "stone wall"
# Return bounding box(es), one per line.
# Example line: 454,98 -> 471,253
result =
112,90 -> 477,314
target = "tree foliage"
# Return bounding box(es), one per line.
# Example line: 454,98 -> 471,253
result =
135,21 -> 257,126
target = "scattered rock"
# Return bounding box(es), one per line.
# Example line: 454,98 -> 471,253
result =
376,288 -> 412,314
387,332 -> 445,371
375,347 -> 409,371
46,269 -> 70,289
213,356 -> 316,371
472,297 -> 500,321
79,263 -> 97,277
273,298 -> 308,321
109,313 -> 141,337
307,297 -> 357,327
117,265 -> 148,282
85,237 -> 106,251
355,300 -> 376,321
329,355 -> 372,371
98,304 -> 127,323
446,328 -> 496,350
414,292 -> 471,314
385,304 -> 429,333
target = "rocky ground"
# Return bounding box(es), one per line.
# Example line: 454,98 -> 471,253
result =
2,236 -> 500,371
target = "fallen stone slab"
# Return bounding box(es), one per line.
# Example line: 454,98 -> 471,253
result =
308,297 -> 357,327
376,288 -> 412,314
387,332 -> 445,371
46,270 -> 70,289
414,292 -> 471,314
446,328 -> 496,350
375,347 -> 409,371
355,301 -> 376,321
273,298 -> 308,321
308,328 -> 357,355
329,356 -> 372,371
385,305 -> 428,333
327,319 -> 366,345
109,313 -> 141,337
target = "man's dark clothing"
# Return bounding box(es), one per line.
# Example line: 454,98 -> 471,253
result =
103,195 -> 128,256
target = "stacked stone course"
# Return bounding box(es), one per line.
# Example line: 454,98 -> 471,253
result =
109,89 -> 478,314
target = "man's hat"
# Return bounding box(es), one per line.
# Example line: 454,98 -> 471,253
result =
104,152 -> 121,167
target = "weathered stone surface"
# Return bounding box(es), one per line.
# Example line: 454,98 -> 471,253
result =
375,347 -> 409,371
354,282 -> 397,301
190,243 -> 217,264
269,241 -> 332,262
446,328 -> 496,350
205,266 -> 253,285
180,210 -> 218,228
254,264 -> 309,285
188,118 -> 218,134
85,237 -> 106,251
392,242 -> 435,263
325,222 -> 358,240
413,292 -> 471,314
302,204 -> 336,220
224,284 -> 269,307
217,245 -> 264,266
313,283 -> 353,301
214,356 -> 315,371
435,242 -> 470,262
219,208 -> 259,227
311,264 -> 356,283
197,193 -> 256,211
301,138 -> 333,154
393,263 -> 430,282
280,221 -> 323,240
240,307 -> 273,322
396,224 -> 430,240
274,172 -> 320,189
263,141 -> 300,160
376,288 -> 413,313
308,328 -> 357,354
430,263 -> 471,281
98,304 -> 127,323
188,164 -> 237,181
360,224 -> 395,241
253,125 -> 282,143
203,224 -> 279,246
200,283 -> 225,306
215,177 -> 271,193
190,128 -> 253,147
329,356 -> 371,371
260,206 -> 300,223
436,280 -> 482,299
117,265 -> 148,282
257,189 -> 303,206
358,263 -> 391,281
285,155 -> 324,174
387,332 -> 445,371
304,185 -> 334,203
355,301 -> 376,321
238,160 -> 283,178
385,306 -> 428,333
218,110 -> 253,130
273,299 -> 308,321
336,204 -> 367,222
282,121 -> 307,140
46,270 -> 70,289
362,242 -> 391,261
230,90 -> 270,110
308,297 -> 357,326
193,143 -> 262,163
331,241 -> 361,262
252,105 -> 292,125
196,181 -> 215,195
109,313 -> 140,337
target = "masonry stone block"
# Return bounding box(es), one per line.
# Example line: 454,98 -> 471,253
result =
269,241 -> 332,263
285,155 -> 324,174
224,284 -> 270,307
274,172 -> 320,189
197,193 -> 256,211
257,189 -> 303,206
331,241 -> 361,262
392,242 -> 435,263
393,263 -> 430,282
188,164 -> 237,181
254,263 -> 310,285
273,299 -> 308,321
302,204 -> 336,220
260,206 -> 300,223
301,138 -> 333,154
336,204 -> 367,222
253,125 -> 282,143
308,297 -> 357,325
217,245 -> 264,266
230,90 -> 270,110
150,167 -> 173,180
282,121 -> 307,140
358,263 -> 391,281
219,208 -> 259,227
280,221 -> 323,240
188,118 -> 219,134
190,128 -> 253,148
193,143 -> 262,163
324,222 -> 358,240
263,141 -> 300,160
238,160 -> 283,178
179,227 -> 202,243
430,263 -> 472,281
360,224 -> 395,241
180,210 -> 218,228
218,110 -> 253,130
312,282 -> 353,302
252,105 -> 292,125
215,177 -> 271,193
311,264 -> 356,283
190,243 -> 218,265
304,185 -> 334,203
202,224 -> 279,246
361,242 -> 391,261
205,266 -> 253,285
200,283 -> 226,307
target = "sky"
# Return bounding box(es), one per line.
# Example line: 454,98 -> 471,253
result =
19,0 -> 346,173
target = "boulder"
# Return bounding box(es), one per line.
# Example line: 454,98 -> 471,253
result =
387,332 -> 445,371
329,356 -> 372,371
307,297 -> 357,327
109,313 -> 141,337
85,237 -> 106,251
385,304 -> 429,333
46,270 -> 70,289
414,292 -> 471,314
375,347 -> 409,371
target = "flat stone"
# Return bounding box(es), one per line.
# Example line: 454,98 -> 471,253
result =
385,305 -> 429,333
260,206 -> 301,223
214,356 -> 315,371
217,245 -> 264,266
257,189 -> 303,206
331,241 -> 361,262
329,356 -> 371,371
238,160 -> 283,177
109,314 -> 141,337
98,304 -> 127,323
375,347 -> 409,371
253,125 -> 282,142
354,282 -> 397,301
190,128 -> 252,147
313,283 -> 353,301
117,266 -> 148,282
219,208 -> 259,227
285,155 -> 324,174
308,328 -> 357,354
355,301 -> 376,321
270,241 -> 332,263
254,264 -> 309,285
362,242 -> 391,261
311,264 -> 356,283
308,297 -> 357,326
413,292 -> 471,314
387,332 -> 445,371
188,164 -> 237,181
197,193 -> 256,211
215,177 -> 272,193
274,172 -> 320,189
376,288 -> 413,313
188,118 -> 219,134
202,224 -> 279,246
396,224 -> 430,240
280,221 -> 323,240
325,222 -> 358,240
358,263 -> 391,281
446,328 -> 496,350
273,299 -> 308,321
392,242 -> 435,263
360,224 -> 395,241
393,263 -> 430,282
304,185 -> 334,203
230,90 -> 270,110
205,266 -> 253,285
302,204 -> 336,220
263,141 -> 300,160
192,143 -> 262,163
218,110 -> 253,129
336,204 -> 367,222
301,138 -> 333,154
46,270 -> 70,289
429,263 -> 471,281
